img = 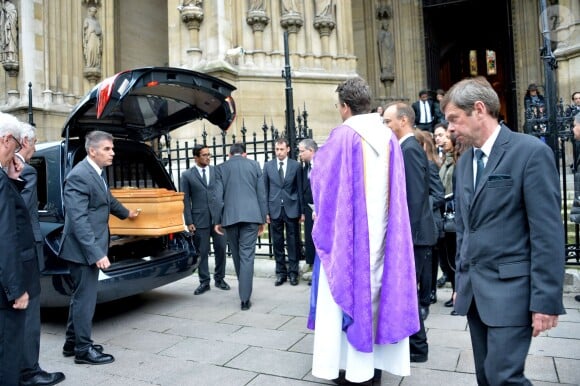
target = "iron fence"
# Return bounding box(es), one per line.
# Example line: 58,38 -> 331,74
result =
524,100 -> 580,266
157,110 -> 313,259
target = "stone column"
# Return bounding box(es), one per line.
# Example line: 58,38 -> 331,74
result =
246,8 -> 269,66
280,10 -> 303,57
179,1 -> 204,62
314,15 -> 335,69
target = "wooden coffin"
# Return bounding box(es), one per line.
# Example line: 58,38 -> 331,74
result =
109,188 -> 186,236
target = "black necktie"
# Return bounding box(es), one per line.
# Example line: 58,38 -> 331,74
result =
202,168 -> 207,186
474,149 -> 485,189
305,163 -> 310,179
279,162 -> 284,182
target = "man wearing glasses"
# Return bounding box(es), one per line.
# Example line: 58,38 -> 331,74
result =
181,145 -> 229,295
0,112 -> 31,385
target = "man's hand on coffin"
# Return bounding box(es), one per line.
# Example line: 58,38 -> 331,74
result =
128,208 -> 141,218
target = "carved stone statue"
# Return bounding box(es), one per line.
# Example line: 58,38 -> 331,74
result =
377,20 -> 395,81
182,0 -> 202,6
281,0 -> 299,15
315,0 -> 333,18
0,0 -> 18,63
83,6 -> 102,69
249,0 -> 265,12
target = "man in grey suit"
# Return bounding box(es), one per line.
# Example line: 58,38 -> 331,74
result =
383,102 -> 436,363
263,138 -> 303,286
15,123 -> 66,385
182,145 -> 229,295
59,131 -> 139,365
442,77 -> 565,386
215,143 -> 267,310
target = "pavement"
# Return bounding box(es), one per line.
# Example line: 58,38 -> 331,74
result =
38,259 -> 580,386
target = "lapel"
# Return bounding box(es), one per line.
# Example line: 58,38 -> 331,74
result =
471,125 -> 510,203
83,159 -> 109,201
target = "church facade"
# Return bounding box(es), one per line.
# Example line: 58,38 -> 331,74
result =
0,0 -> 578,143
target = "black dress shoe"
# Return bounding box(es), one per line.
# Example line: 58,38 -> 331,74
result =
241,300 -> 251,310
410,353 -> 428,363
215,280 -> 230,290
436,274 -> 448,288
274,276 -> 287,286
289,275 -> 299,286
429,290 -> 437,304
194,283 -> 210,295
420,306 -> 429,320
444,298 -> 454,307
74,345 -> 114,365
63,343 -> 103,357
20,370 -> 65,386
450,310 -> 459,316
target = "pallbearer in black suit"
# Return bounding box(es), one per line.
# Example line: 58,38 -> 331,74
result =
0,112 -> 30,386
59,131 -> 140,365
384,102 -> 437,363
182,145 -> 229,296
442,77 -> 565,385
412,90 -> 436,132
15,123 -> 66,385
298,138 -> 318,284
263,138 -> 304,286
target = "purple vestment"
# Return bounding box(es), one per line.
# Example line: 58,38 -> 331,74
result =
308,124 -> 419,353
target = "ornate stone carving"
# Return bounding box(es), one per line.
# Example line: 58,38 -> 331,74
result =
83,6 -> 103,69
280,13 -> 303,34
246,9 -> 269,33
178,0 -> 204,30
1,0 -> 19,69
377,20 -> 395,82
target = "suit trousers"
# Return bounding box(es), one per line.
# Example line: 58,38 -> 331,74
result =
410,245 -> 430,357
65,261 -> 99,353
21,294 -> 42,377
303,204 -> 315,265
467,300 -> 533,386
270,207 -> 300,277
0,306 -> 25,385
419,247 -> 433,307
225,222 -> 259,302
195,227 -> 227,284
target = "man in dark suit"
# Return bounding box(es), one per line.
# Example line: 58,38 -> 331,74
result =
412,90 -> 436,132
15,123 -> 66,385
182,145 -> 229,296
0,113 -> 31,385
384,102 -> 437,363
59,130 -> 139,365
442,77 -> 565,385
298,138 -> 317,284
263,138 -> 303,286
214,143 -> 267,310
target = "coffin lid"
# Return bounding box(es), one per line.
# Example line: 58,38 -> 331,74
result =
62,67 -> 236,141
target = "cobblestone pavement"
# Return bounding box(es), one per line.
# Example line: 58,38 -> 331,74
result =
38,263 -> 580,385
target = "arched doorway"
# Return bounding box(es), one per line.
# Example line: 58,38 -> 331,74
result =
423,0 -> 517,128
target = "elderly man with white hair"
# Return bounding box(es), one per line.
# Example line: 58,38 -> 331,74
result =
0,112 -> 31,385
14,122 -> 66,385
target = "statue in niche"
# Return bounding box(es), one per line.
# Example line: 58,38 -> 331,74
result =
83,6 -> 102,68
249,0 -> 265,12
315,0 -> 333,18
281,0 -> 299,15
377,20 -> 395,81
0,0 -> 18,63
182,0 -> 202,7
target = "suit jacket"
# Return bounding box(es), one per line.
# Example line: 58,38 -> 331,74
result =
412,99 -> 435,126
215,155 -> 267,227
181,165 -> 220,228
0,170 -> 32,308
263,158 -> 303,219
400,136 -> 437,246
16,165 -> 42,297
454,125 -> 565,326
59,158 -> 129,266
301,162 -> 313,206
